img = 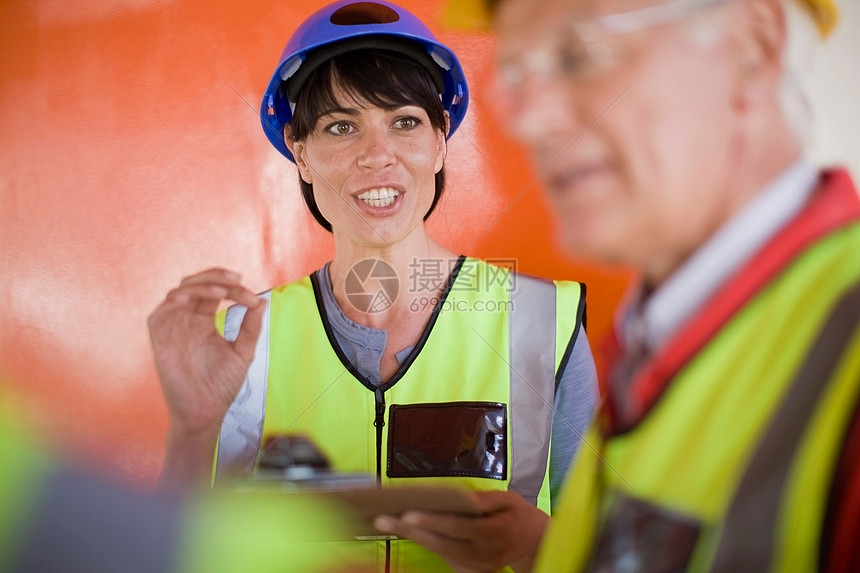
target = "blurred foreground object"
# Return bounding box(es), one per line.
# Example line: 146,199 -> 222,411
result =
0,404 -> 365,573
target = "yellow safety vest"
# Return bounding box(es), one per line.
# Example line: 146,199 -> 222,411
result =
536,170 -> 860,572
216,257 -> 584,572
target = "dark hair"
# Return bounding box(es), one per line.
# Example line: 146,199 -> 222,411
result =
287,48 -> 448,232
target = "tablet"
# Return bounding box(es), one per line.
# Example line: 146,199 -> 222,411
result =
323,485 -> 485,540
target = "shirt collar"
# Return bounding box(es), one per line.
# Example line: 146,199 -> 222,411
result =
622,161 -> 820,354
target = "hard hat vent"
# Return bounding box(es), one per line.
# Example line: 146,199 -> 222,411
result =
330,3 -> 401,26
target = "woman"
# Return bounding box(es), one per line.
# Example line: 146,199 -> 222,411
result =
148,1 -> 598,571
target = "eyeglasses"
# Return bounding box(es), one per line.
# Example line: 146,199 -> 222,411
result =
495,0 -> 733,90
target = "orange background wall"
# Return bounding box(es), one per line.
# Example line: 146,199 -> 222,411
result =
0,0 -> 631,485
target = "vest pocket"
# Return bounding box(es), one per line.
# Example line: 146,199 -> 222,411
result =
588,491 -> 702,572
386,402 -> 507,480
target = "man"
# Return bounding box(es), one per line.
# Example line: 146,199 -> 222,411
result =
375,0 -> 860,571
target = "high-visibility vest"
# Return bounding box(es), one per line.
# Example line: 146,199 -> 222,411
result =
535,169 -> 860,572
215,257 -> 585,572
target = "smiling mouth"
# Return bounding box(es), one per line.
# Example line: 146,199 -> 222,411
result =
549,163 -> 611,195
355,187 -> 401,208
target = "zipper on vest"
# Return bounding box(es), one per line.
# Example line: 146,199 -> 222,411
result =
373,387 -> 386,484
373,388 -> 392,572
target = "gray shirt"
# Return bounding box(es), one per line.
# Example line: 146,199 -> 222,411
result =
316,263 -> 598,505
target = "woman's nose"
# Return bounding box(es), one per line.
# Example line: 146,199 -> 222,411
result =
356,126 -> 396,170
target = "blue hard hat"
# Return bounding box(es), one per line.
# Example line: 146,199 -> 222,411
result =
260,0 -> 469,163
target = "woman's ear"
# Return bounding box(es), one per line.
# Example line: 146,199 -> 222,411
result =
284,124 -> 313,184
435,112 -> 450,174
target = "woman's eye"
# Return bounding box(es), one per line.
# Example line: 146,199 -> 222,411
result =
325,121 -> 354,136
394,117 -> 421,130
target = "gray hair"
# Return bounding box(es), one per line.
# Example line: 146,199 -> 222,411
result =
778,0 -> 820,152
683,0 -> 819,150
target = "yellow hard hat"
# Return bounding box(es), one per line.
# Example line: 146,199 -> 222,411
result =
444,0 -> 839,37
803,0 -> 839,36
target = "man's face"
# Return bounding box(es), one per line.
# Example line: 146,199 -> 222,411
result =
495,0 -> 755,281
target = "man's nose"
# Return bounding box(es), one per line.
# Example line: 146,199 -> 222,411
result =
506,75 -> 584,148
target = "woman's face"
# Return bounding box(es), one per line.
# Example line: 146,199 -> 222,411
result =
288,82 -> 446,248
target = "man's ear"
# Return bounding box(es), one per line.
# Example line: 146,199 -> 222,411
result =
731,0 -> 787,111
284,125 -> 313,183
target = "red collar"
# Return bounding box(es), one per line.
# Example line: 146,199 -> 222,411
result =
600,169 -> 860,435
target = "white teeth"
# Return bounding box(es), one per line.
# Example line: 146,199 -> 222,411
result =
356,187 -> 400,208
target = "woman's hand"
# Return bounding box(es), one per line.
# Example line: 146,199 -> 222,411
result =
148,268 -> 265,489
374,490 -> 549,573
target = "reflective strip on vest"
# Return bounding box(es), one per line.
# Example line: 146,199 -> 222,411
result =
711,281 -> 860,571
509,275 -> 556,505
215,290 -> 272,483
